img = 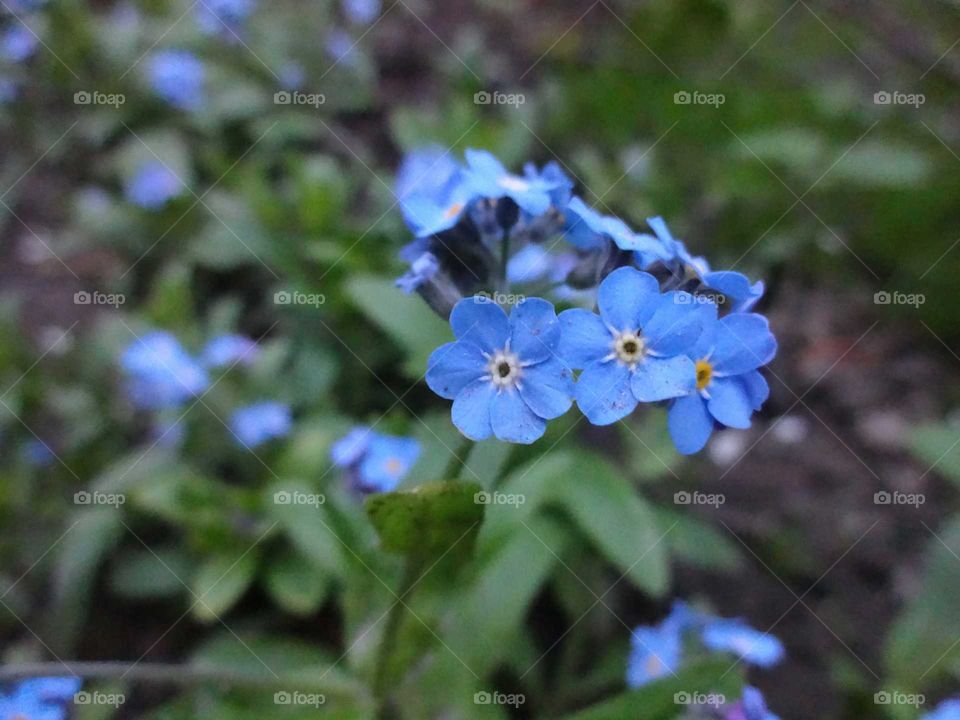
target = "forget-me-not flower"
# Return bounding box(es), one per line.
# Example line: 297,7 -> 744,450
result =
1,24 -> 38,63
331,426 -> 420,492
700,617 -> 785,668
195,0 -> 255,38
0,676 -> 82,720
925,699 -> 960,720
725,686 -> 781,720
396,147 -> 475,238
426,297 -> 574,443
342,0 -> 380,25
229,402 -> 292,448
125,162 -> 184,210
121,332 -> 209,410
147,49 -> 205,111
667,312 -> 776,455
626,623 -> 681,688
558,267 -> 711,426
201,334 -> 258,368
463,149 -> 560,216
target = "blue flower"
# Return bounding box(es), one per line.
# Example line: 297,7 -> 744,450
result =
426,297 -> 574,443
700,618 -> 785,668
121,332 -> 209,410
667,312 -> 776,455
558,267 -> 711,426
325,28 -> 358,65
331,426 -> 420,492
397,151 -> 475,239
342,0 -> 380,25
125,162 -> 184,210
725,687 -> 780,720
563,197 -> 668,260
1,24 -> 38,63
396,251 -> 439,294
0,677 -> 82,720
701,270 -> 765,313
278,61 -> 305,90
925,699 -> 960,720
201,334 -> 258,368
523,160 -> 573,210
147,49 -> 205,111
20,439 -> 54,467
229,402 -> 292,448
463,149 -> 560,216
626,624 -> 682,688
195,0 -> 255,38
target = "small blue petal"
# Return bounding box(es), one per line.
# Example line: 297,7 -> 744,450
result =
490,389 -> 546,444
712,313 -> 777,375
668,394 -> 715,455
598,267 -> 660,332
738,370 -> 770,412
359,435 -> 420,492
642,292 -> 713,356
574,360 -> 636,426
626,625 -> 681,688
451,379 -> 495,440
425,341 -> 486,400
702,270 -> 765,313
518,358 -> 573,420
701,618 -> 784,667
509,297 -> 560,363
630,355 -> 696,402
450,297 -> 510,354
331,426 -> 373,467
558,308 -> 611,369
229,402 -> 292,448
706,377 -> 753,429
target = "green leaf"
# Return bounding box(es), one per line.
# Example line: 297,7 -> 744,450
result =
910,423 -> 960,486
264,548 -> 330,616
110,547 -> 192,600
343,275 -> 451,377
190,550 -> 259,623
655,508 -> 742,571
365,481 -> 484,562
558,659 -> 744,720
265,480 -> 345,578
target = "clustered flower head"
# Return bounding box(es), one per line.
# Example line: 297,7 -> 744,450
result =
394,148 -> 776,452
331,426 -> 421,493
0,676 -> 82,720
147,49 -> 205,111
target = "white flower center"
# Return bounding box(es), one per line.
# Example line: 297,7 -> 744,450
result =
611,330 -> 646,369
486,349 -> 523,390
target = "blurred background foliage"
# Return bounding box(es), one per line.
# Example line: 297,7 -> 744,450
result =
1,0 -> 960,718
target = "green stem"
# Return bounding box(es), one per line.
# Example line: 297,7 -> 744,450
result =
372,559 -> 421,719
441,436 -> 475,480
499,230 -> 511,294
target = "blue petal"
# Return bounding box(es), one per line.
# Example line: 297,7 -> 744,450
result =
574,360 -> 636,425
706,377 -> 753,429
518,358 -> 574,420
702,270 -> 765,313
739,370 -> 770,411
668,394 -> 714,455
558,308 -> 611,368
712,313 -> 777,375
490,388 -> 547,443
509,297 -> 560,363
643,292 -> 714,356
451,379 -> 495,440
426,341 -> 486,399
597,267 -> 660,332
630,355 -> 696,402
450,297 -> 510,353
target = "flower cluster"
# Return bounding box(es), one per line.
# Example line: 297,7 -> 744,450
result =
395,148 -> 775,452
626,601 -> 784,688
147,49 -> 205,111
120,332 -> 290,449
331,426 -> 420,493
0,677 -> 82,720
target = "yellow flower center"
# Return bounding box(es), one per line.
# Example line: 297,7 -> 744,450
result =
443,201 -> 464,219
695,359 -> 713,391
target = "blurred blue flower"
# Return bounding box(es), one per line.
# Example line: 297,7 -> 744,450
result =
626,623 -> 682,688
325,28 -> 357,65
278,61 -> 305,90
125,162 -> 184,210
0,676 -> 82,720
667,312 -> 776,455
558,267 -> 711,426
523,159 -> 573,209
925,699 -> 960,720
725,686 -> 780,720
396,251 -> 439,293
702,270 -> 765,313
426,297 -> 573,443
331,426 -> 420,492
229,402 -> 292,448
201,334 -> 258,368
147,49 -> 205,111
342,0 -> 380,25
195,0 -> 255,38
121,331 -> 209,410
563,197 -> 667,260
506,244 -> 552,284
701,618 -> 785,668
463,149 -> 559,216
20,438 -> 54,467
1,24 -> 37,62
396,147 -> 474,238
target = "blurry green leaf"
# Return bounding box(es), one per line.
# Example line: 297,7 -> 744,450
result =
558,659 -> 744,720
264,548 -> 330,616
191,191 -> 273,270
343,275 -> 450,377
110,547 -> 192,600
365,481 -> 484,562
265,481 -> 345,577
828,140 -> 932,188
910,423 -> 960,485
655,508 -> 742,571
190,550 -> 259,623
